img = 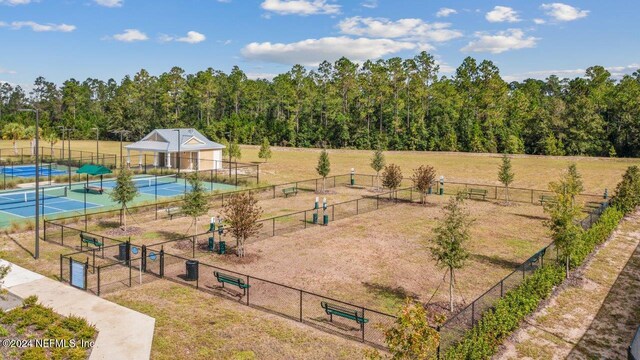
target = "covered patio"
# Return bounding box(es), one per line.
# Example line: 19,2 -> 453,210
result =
124,128 -> 225,171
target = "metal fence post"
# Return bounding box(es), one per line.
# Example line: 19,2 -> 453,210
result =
246,276 -> 250,305
59,254 -> 63,281
97,267 -> 101,296
471,301 -> 475,326
299,291 -> 303,322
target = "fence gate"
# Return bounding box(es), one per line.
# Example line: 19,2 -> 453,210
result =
69,258 -> 88,290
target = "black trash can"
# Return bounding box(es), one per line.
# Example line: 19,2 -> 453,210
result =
185,260 -> 199,281
118,243 -> 129,261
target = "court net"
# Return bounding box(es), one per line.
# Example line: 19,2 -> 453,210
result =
0,186 -> 68,205
131,175 -> 178,188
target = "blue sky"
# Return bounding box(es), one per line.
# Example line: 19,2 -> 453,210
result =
1,0 -> 638,89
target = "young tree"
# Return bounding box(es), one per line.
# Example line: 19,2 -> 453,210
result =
498,154 -> 515,204
366,300 -> 442,360
2,122 -> 25,155
543,166 -> 584,277
182,173 -> 209,236
566,163 -> 584,204
370,149 -> 386,190
223,192 -> 263,257
229,142 -> 242,161
316,149 -> 331,192
109,168 -> 139,231
258,137 -> 272,162
43,131 -> 58,160
382,164 -> 403,196
24,125 -> 41,156
411,165 -> 436,204
430,193 -> 473,312
612,166 -> 640,214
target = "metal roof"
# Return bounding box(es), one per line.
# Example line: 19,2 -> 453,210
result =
125,128 -> 225,152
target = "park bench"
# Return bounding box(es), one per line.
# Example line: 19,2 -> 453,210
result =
529,248 -> 546,264
320,301 -> 369,330
84,185 -> 104,194
466,188 -> 488,200
166,207 -> 183,220
214,271 -> 250,295
539,194 -> 556,205
80,233 -> 103,248
585,201 -> 603,210
282,187 -> 298,198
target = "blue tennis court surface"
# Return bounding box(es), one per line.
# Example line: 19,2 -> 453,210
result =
0,187 -> 101,218
0,164 -> 67,178
94,175 -> 236,197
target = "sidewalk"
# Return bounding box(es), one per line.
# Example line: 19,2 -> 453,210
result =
0,259 -> 155,360
496,211 -> 640,359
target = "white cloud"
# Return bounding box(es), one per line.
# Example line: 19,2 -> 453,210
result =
361,0 -> 377,9
436,8 -> 457,18
178,31 -> 205,44
0,67 -> 16,74
95,0 -> 123,7
0,0 -> 33,5
503,63 -> 640,82
485,6 -> 521,23
533,18 -> 546,24
112,29 -> 148,42
246,72 -> 277,80
338,17 -> 463,43
7,21 -> 76,32
217,39 -> 232,45
159,31 -> 206,44
260,0 -> 340,15
461,29 -> 538,54
541,3 -> 589,22
242,36 -> 415,65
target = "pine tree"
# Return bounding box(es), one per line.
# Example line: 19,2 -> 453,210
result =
258,137 -> 272,162
498,154 -> 515,204
109,168 -> 139,231
182,173 -> 209,236
316,149 -> 330,192
370,149 -> 386,190
430,193 -> 473,312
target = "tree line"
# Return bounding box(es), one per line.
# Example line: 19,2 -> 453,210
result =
1,52 -> 640,156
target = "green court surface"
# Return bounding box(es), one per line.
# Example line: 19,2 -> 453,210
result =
0,176 -> 237,228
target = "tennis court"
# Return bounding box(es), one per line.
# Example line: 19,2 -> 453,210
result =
0,187 -> 102,218
94,174 -> 236,197
0,164 -> 67,178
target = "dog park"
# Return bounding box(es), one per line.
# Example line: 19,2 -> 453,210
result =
0,138 -> 622,358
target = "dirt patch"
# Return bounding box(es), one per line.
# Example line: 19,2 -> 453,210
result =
105,226 -> 143,237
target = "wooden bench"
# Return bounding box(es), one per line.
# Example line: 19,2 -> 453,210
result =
214,271 -> 250,295
320,301 -> 369,330
80,233 -> 103,248
84,185 -> 104,194
539,194 -> 556,205
466,188 -> 488,200
166,207 -> 183,220
282,187 -> 298,198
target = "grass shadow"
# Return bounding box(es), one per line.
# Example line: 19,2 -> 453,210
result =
471,253 -> 523,270
362,282 -> 419,303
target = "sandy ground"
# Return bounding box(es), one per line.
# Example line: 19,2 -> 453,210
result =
495,210 -> 640,360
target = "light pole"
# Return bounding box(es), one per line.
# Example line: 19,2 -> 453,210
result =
173,129 -> 181,175
110,129 -> 130,168
225,131 -> 232,179
92,127 -> 99,164
19,108 -> 40,259
57,126 -> 65,160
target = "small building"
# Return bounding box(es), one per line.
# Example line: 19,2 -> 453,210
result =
125,128 -> 225,171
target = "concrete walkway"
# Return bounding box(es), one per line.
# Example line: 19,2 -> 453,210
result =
0,259 -> 155,360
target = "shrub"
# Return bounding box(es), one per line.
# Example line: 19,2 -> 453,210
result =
444,265 -> 565,359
